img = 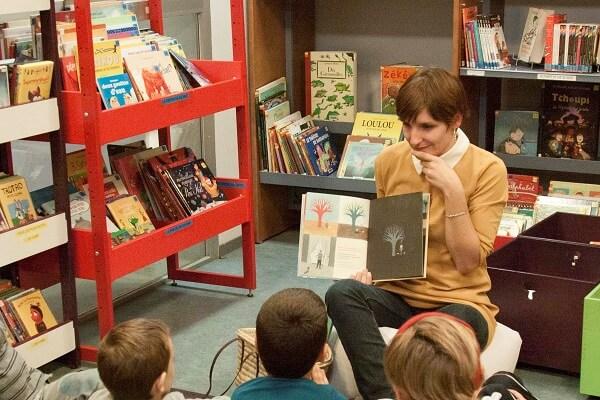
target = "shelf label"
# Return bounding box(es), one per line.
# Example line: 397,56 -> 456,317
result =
536,73 -> 577,82
219,181 -> 246,189
466,69 -> 485,77
15,221 -> 48,243
165,220 -> 193,236
161,92 -> 190,105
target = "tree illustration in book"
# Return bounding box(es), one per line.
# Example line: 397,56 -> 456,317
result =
541,82 -> 599,160
383,225 -> 406,256
311,198 -> 333,228
344,202 -> 365,232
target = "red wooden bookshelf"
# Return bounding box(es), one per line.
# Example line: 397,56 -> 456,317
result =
65,0 -> 256,358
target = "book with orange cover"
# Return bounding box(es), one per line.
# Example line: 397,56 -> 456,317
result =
9,289 -> 58,337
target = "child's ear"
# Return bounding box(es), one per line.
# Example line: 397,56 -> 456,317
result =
316,343 -> 328,363
151,371 -> 167,398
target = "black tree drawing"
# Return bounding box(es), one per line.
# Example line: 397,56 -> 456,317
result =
344,202 -> 365,231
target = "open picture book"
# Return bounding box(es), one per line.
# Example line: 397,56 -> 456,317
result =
297,191 -> 430,282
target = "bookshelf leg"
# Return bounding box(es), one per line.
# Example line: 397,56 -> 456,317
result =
170,280 -> 178,286
166,254 -> 179,279
247,289 -> 254,297
241,222 -> 256,290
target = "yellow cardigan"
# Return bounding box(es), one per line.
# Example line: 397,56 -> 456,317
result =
374,140 -> 508,346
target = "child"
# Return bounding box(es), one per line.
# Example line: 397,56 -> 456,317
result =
232,288 -> 345,400
384,312 -> 538,400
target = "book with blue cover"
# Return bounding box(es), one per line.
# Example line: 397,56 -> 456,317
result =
301,126 -> 339,176
97,73 -> 138,109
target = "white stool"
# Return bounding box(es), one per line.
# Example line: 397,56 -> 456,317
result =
328,323 -> 522,400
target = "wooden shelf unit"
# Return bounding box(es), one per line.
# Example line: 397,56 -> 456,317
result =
66,0 -> 256,356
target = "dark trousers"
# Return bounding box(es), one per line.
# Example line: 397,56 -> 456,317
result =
325,279 -> 489,400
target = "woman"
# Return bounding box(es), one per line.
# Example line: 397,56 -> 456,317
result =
325,67 -> 508,400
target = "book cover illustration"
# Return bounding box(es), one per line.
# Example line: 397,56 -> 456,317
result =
0,176 -> 37,228
125,49 -> 183,100
106,195 -> 155,236
493,110 -> 539,156
60,55 -> 79,91
351,112 -> 404,144
97,73 -> 138,109
41,191 -> 92,229
548,180 -> 600,198
66,149 -> 89,191
518,8 -> 553,63
169,49 -> 211,87
193,158 -> 225,202
92,39 -> 123,78
0,65 -> 9,108
302,126 -> 339,176
165,160 -> 213,215
540,82 -> 599,160
11,61 -> 54,105
507,174 -> 540,208
10,289 -> 57,337
380,64 -> 419,114
337,136 -> 390,179
298,192 -> 429,281
306,51 -> 356,123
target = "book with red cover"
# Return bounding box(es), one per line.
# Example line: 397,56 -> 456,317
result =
507,174 -> 540,209
60,55 -> 79,91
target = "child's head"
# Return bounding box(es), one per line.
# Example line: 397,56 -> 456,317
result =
256,288 -> 328,378
98,318 -> 174,400
384,313 -> 482,400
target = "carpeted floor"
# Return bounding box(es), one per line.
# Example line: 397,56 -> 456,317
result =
45,230 -> 587,399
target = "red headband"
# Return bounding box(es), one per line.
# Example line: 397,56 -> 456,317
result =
396,312 -> 484,388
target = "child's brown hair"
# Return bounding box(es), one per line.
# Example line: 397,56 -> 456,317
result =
384,313 -> 482,400
98,318 -> 172,400
256,288 -> 328,378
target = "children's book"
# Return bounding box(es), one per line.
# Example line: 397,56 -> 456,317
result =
305,51 -> 356,123
97,73 -> 138,109
300,126 -> 339,176
518,7 -> 554,63
193,158 -> 225,202
0,312 -> 17,346
124,49 -> 183,100
106,194 -> 155,237
0,65 -> 9,108
337,136 -> 391,179
0,208 -> 10,232
548,180 -> 600,198
351,112 -> 404,144
92,39 -> 123,78
165,160 -> 213,215
10,61 -> 53,105
380,64 -> 419,114
169,49 -> 211,87
0,176 -> 38,228
507,174 -> 540,209
9,289 -> 57,337
298,191 -> 430,281
493,110 -> 539,156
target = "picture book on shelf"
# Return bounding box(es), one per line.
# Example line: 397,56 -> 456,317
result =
540,81 -> 599,160
106,195 -> 155,237
380,64 -> 419,114
548,180 -> 600,198
493,110 -> 539,156
305,51 -> 356,123
165,160 -> 213,215
124,49 -> 183,100
9,289 -> 58,337
92,39 -> 123,78
301,126 -> 339,176
60,55 -> 79,91
10,61 -> 54,105
337,136 -> 391,179
97,73 -> 138,109
193,158 -> 225,202
0,65 -> 9,108
0,176 -> 37,228
0,313 -> 17,346
0,208 -> 9,232
351,112 -> 404,144
518,7 -> 554,63
298,191 -> 430,282
507,174 -> 540,209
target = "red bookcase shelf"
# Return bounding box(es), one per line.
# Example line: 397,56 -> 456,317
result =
64,0 -> 256,351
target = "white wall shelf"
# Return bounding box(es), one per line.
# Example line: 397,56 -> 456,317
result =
14,321 -> 76,368
0,213 -> 68,267
0,0 -> 50,18
0,99 -> 60,144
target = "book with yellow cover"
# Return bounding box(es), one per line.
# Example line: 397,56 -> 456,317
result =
351,112 -> 404,144
93,39 -> 123,78
11,61 -> 54,105
0,176 -> 38,228
9,289 -> 57,337
106,194 -> 155,236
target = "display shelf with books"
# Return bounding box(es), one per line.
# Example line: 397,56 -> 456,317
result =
65,0 -> 255,351
461,66 -> 600,83
0,0 -> 79,368
259,171 -> 376,194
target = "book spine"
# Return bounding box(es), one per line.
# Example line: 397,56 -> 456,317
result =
0,300 -> 26,342
304,52 -> 312,117
544,14 -> 556,71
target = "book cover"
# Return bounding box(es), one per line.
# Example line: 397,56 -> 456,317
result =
60,55 -> 79,91
106,195 -> 155,236
169,49 -> 211,87
124,49 -> 184,100
9,289 -> 57,337
548,180 -> 600,198
297,191 -> 430,281
533,195 -> 598,223
507,174 -> 539,209
194,158 -> 225,202
132,146 -> 169,221
380,64 -> 419,114
540,81 -> 599,160
97,73 -> 138,109
301,126 -> 339,176
0,208 -> 9,232
165,160 -> 213,215
83,174 -> 129,203
0,65 -> 9,108
337,136 -> 390,179
41,191 -> 92,229
305,51 -> 356,123
461,5 -> 478,68
351,112 -> 404,144
0,312 -> 17,346
518,8 -> 554,63
11,61 -> 53,105
493,110 -> 539,156
92,39 -> 123,78
66,149 -> 89,191
0,176 -> 37,228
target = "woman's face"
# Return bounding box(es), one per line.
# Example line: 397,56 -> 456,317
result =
402,110 -> 459,156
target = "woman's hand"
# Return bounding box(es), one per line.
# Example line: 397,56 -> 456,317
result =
351,269 -> 372,285
412,150 -> 463,196
309,364 -> 329,384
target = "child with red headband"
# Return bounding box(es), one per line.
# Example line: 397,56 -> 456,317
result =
384,312 -> 538,400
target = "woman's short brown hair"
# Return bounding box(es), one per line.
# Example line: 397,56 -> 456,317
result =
256,288 -> 328,378
384,315 -> 481,400
98,318 -> 171,400
395,67 -> 469,125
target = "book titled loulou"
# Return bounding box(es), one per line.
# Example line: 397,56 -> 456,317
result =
297,191 -> 430,282
351,112 -> 404,144
305,51 -> 356,123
